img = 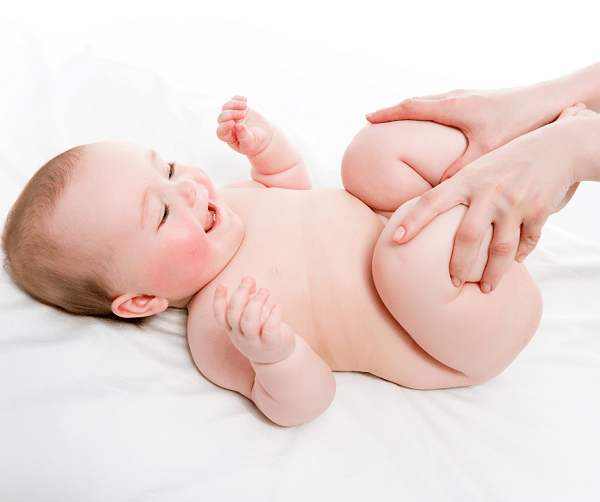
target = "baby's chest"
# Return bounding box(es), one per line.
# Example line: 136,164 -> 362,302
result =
215,209 -> 315,340
191,188 -> 391,365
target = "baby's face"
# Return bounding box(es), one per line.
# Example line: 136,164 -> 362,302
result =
53,141 -> 244,306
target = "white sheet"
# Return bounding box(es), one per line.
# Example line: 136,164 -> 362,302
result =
2,22 -> 600,502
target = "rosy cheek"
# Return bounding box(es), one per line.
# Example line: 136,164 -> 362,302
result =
148,265 -> 178,292
147,230 -> 211,292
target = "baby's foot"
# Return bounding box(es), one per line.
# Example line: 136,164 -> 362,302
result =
556,103 -> 598,120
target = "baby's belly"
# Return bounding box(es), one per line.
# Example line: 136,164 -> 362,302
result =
217,187 -> 410,373
299,189 -> 407,371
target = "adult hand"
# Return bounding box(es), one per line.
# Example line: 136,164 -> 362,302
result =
391,107 -> 596,293
367,87 -> 557,182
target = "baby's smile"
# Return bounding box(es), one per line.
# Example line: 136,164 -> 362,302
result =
204,203 -> 217,232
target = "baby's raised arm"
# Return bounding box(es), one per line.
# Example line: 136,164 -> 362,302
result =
217,96 -> 312,190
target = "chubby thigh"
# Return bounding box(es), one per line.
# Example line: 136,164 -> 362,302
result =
372,199 -> 543,383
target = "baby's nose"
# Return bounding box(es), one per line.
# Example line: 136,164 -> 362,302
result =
179,178 -> 196,205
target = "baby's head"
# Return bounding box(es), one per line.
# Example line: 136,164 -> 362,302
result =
2,141 -> 244,321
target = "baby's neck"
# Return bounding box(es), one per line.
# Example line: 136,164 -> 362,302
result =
170,295 -> 196,310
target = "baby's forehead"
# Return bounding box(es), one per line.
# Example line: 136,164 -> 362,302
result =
84,140 -> 148,159
76,141 -> 159,179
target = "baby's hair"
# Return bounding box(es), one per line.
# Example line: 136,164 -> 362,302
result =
2,146 -> 138,322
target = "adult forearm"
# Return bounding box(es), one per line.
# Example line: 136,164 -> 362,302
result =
528,62 -> 600,126
569,113 -> 600,182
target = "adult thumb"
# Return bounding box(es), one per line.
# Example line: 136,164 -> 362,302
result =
439,147 -> 481,182
367,98 -> 444,124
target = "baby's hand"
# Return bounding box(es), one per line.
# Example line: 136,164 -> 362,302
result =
213,277 -> 296,364
216,96 -> 274,157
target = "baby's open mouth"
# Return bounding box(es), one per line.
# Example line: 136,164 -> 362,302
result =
204,204 -> 217,232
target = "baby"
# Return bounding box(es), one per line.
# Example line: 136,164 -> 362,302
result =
3,96 -> 551,426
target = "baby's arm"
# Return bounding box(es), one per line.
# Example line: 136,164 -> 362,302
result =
217,96 -> 312,190
212,277 -> 336,426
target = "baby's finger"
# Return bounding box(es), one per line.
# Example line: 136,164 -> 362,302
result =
218,109 -> 247,124
234,122 -> 256,148
261,304 -> 282,345
240,287 -> 270,338
226,277 -> 256,331
216,121 -> 236,143
221,98 -> 248,111
213,284 -> 231,331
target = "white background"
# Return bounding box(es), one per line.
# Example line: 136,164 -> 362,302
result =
2,0 -> 600,241
2,4 -> 600,500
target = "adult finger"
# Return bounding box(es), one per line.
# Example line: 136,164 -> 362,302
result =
439,143 -> 486,182
367,98 -> 450,124
478,222 -> 520,292
448,203 -> 492,287
394,183 -> 464,244
514,218 -> 544,264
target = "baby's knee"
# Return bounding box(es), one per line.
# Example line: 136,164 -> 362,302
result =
341,123 -> 380,187
342,123 -> 432,211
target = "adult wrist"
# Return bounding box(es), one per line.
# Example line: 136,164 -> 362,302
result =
558,116 -> 600,183
519,63 -> 600,131
576,116 -> 600,182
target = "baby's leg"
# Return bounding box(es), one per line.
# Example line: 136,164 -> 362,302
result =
342,120 -> 467,213
343,119 -> 541,384
373,200 -> 542,383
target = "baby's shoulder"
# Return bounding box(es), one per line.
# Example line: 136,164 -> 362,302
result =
219,180 -> 266,191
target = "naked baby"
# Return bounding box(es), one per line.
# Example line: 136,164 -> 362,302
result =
3,96 -> 549,426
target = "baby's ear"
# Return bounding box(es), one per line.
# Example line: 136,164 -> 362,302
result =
111,294 -> 169,318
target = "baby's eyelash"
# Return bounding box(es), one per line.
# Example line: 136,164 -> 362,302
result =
159,205 -> 169,227
158,163 -> 175,228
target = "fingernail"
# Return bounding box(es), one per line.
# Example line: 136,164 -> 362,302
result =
516,254 -> 526,263
393,226 -> 405,242
480,282 -> 491,293
366,112 -> 374,120
451,276 -> 461,288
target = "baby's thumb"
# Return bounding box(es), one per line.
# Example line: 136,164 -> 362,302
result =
235,123 -> 254,147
